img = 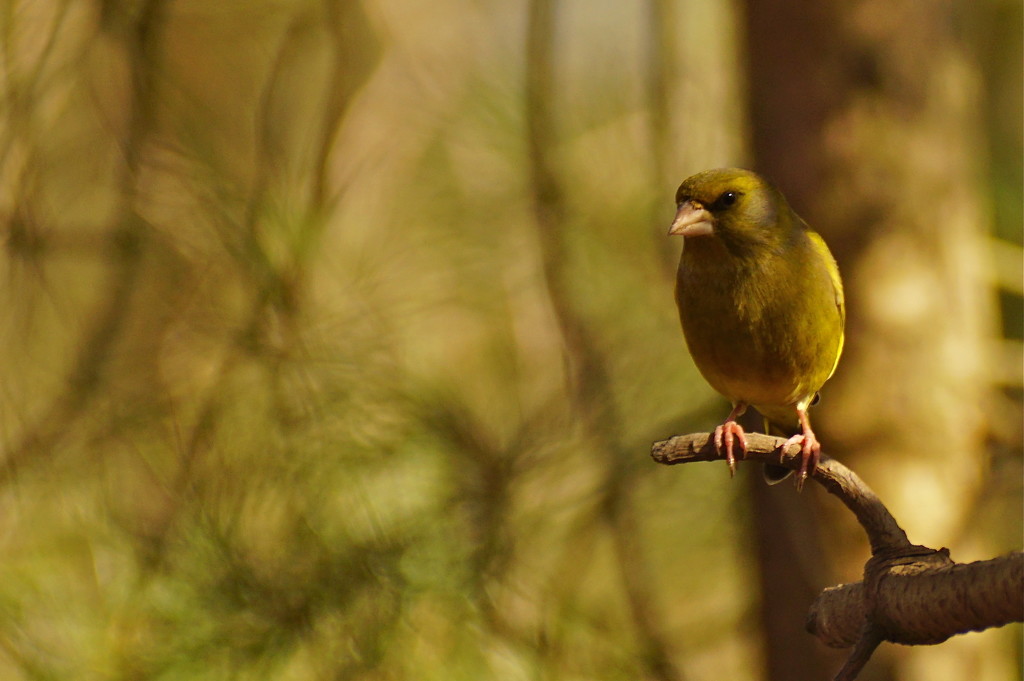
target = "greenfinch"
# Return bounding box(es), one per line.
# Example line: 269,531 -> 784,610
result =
669,168 -> 844,489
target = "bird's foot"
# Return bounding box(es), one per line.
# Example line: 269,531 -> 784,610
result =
714,421 -> 747,477
781,430 -> 821,492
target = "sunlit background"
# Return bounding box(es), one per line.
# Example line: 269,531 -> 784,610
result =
0,1 -> 1020,680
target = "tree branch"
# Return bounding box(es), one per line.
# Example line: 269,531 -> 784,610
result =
652,432 -> 909,552
651,432 -> 1024,680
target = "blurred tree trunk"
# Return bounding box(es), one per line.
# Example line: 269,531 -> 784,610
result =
742,1 -> 997,680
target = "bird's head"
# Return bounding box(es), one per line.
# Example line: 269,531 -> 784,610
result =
669,168 -> 792,251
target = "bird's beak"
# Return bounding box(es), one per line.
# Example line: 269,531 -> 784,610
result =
668,202 -> 714,237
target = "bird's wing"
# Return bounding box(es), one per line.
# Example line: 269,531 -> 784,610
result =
807,230 -> 845,379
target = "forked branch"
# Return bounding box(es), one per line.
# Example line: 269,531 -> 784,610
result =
651,432 -> 1024,681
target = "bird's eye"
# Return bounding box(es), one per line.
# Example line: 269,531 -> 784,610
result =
717,191 -> 739,208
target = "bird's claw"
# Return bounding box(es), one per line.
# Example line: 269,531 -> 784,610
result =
714,421 -> 747,477
782,431 -> 821,492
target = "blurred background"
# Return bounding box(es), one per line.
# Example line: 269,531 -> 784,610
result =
0,1 -> 1020,680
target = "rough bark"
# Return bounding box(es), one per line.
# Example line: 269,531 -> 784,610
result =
652,433 -> 1024,680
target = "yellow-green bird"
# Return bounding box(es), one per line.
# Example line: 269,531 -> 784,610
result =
669,168 -> 844,489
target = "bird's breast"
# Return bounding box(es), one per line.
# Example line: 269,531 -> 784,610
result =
675,244 -> 841,409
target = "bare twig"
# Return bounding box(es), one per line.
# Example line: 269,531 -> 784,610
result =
652,431 -> 1024,680
652,431 -> 909,552
831,626 -> 882,681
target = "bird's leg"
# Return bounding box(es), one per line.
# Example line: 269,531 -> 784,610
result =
781,408 -> 821,491
713,402 -> 748,477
